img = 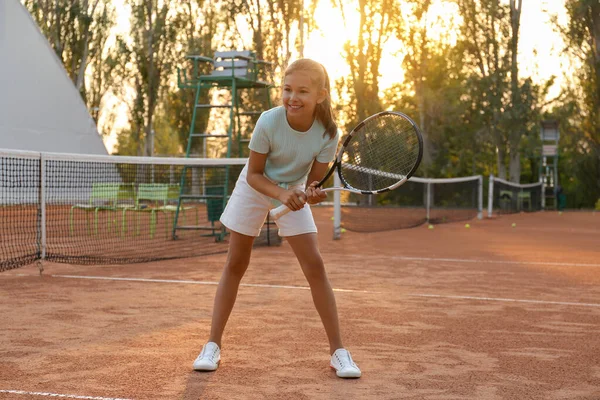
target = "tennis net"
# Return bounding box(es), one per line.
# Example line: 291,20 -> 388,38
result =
487,175 -> 542,216
332,173 -> 483,235
0,149 -> 252,271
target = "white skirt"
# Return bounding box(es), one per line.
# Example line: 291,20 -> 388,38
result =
219,165 -> 318,237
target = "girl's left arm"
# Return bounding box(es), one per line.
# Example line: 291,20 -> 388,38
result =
305,160 -> 329,204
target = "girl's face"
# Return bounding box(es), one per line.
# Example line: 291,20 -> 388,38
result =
282,71 -> 327,124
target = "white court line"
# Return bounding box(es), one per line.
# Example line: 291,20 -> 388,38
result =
392,256 -> 600,268
14,274 -> 600,307
49,274 -> 379,294
303,253 -> 600,268
409,294 -> 600,308
0,389 -> 132,400
266,250 -> 600,268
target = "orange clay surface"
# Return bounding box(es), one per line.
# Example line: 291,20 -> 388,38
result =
1,210 -> 600,399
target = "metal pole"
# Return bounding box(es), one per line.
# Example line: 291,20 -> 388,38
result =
333,172 -> 341,240
38,153 -> 46,275
487,174 -> 494,218
426,182 -> 431,222
477,175 -> 483,220
202,137 -> 207,198
541,179 -> 546,210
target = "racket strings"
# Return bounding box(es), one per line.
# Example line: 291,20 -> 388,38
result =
341,114 -> 421,191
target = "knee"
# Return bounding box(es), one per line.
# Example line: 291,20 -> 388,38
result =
301,257 -> 327,283
224,256 -> 250,280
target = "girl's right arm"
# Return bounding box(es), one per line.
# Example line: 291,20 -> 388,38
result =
246,150 -> 307,211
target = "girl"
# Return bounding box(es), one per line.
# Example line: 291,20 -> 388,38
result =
192,59 -> 361,379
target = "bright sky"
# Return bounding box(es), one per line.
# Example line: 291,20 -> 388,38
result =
102,0 -> 569,153
304,0 -> 568,97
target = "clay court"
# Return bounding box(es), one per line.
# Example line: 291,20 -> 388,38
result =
1,210 -> 599,400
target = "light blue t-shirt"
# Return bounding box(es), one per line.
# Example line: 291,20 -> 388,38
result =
248,106 -> 339,184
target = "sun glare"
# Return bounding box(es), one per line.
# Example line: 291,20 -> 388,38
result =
303,1 -> 359,81
302,0 -> 566,100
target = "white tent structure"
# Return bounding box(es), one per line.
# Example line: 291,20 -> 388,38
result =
0,0 -> 107,155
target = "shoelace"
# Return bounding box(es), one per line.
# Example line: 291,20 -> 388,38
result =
199,345 -> 218,362
335,350 -> 356,369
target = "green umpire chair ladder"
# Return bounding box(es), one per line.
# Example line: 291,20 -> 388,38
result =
172,51 -> 273,240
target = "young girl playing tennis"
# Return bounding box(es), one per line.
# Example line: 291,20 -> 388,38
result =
192,58 -> 361,378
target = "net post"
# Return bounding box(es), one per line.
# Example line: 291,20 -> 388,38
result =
477,175 -> 483,220
426,181 -> 431,222
541,178 -> 546,210
38,152 -> 47,275
487,174 -> 494,218
333,173 -> 341,240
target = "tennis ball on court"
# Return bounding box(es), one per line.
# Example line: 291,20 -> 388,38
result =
428,224 -> 434,229
465,223 -> 470,228
340,228 -> 347,233
511,223 -> 516,228
331,216 -> 335,220
558,211 -> 563,216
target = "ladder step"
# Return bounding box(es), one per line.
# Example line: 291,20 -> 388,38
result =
239,139 -> 251,143
196,104 -> 232,108
176,226 -> 219,231
238,111 -> 263,116
190,133 -> 229,138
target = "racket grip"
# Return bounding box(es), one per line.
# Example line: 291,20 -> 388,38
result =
269,203 -> 293,220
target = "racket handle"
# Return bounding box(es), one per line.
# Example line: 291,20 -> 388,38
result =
270,186 -> 336,220
269,204 -> 292,220
270,196 -> 308,220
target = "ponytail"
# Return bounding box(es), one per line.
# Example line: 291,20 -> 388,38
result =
284,59 -> 338,140
315,65 -> 337,140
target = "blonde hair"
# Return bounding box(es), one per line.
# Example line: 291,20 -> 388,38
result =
284,59 -> 337,140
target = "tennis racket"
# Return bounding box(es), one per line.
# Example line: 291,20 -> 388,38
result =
269,111 -> 423,220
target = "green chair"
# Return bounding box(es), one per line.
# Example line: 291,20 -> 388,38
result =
517,191 -> 532,211
70,183 -> 135,236
499,190 -> 512,211
132,183 -> 198,239
205,185 -> 226,239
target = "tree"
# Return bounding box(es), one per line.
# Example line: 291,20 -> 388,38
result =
220,0 -> 312,155
394,0 -> 467,172
23,0 -> 117,126
224,0 -> 309,71
553,0 -> 600,207
113,0 -> 181,156
456,0 -> 517,180
397,0 -> 432,167
335,0 -> 402,129
161,0 -> 221,156
507,0 -> 523,182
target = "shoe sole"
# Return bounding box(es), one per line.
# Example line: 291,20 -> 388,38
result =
193,360 -> 220,371
330,365 -> 361,378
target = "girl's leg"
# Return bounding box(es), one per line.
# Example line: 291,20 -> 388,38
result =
285,233 -> 343,354
208,230 -> 255,347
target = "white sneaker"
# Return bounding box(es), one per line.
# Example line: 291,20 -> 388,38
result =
330,348 -> 361,378
193,342 -> 221,371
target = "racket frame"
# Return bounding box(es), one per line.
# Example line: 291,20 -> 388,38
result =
317,110 -> 423,194
269,110 -> 423,219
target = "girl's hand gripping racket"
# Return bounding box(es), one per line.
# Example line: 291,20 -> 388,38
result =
269,111 -> 423,220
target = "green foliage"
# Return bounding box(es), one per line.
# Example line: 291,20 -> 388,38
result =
336,0 -> 402,130
23,0 -> 117,127
550,0 -> 600,208
25,0 -> 599,207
